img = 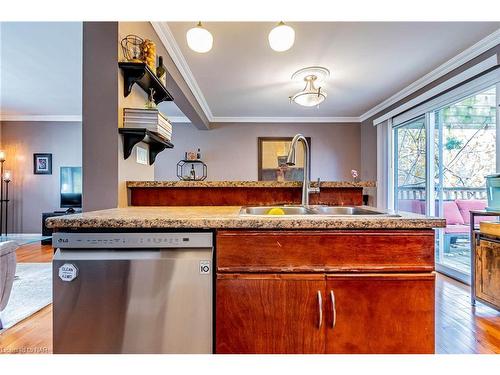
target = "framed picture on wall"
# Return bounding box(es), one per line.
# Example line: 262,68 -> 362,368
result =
34,153 -> 52,175
257,137 -> 311,181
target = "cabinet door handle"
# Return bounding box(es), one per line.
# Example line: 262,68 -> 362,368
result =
317,290 -> 323,329
330,290 -> 336,329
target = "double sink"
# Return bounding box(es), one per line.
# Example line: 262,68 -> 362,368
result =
240,205 -> 398,216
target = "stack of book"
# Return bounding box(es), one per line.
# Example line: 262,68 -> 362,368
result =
123,108 -> 172,141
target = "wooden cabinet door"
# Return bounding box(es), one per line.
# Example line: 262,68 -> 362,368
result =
325,274 -> 435,354
216,274 -> 326,354
476,240 -> 500,309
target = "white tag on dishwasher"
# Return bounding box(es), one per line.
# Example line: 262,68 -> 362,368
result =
59,263 -> 79,282
199,260 -> 211,275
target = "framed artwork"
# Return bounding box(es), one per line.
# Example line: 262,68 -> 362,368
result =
258,137 -> 311,181
34,153 -> 53,175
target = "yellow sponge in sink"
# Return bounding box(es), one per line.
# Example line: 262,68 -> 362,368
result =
267,207 -> 285,215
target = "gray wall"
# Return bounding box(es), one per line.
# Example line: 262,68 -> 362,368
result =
155,123 -> 361,181
83,22 -> 215,210
120,22 -> 210,129
82,22 -> 119,212
1,121 -> 82,233
360,122 -> 378,206
360,122 -> 377,182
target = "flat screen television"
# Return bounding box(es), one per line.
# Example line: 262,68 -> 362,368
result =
60,166 -> 82,209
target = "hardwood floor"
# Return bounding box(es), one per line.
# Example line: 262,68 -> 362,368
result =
0,306 -> 52,354
435,273 -> 500,354
0,243 -> 53,354
1,242 -> 499,354
15,242 -> 53,263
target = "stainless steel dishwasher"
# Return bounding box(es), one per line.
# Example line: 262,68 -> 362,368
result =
52,232 -> 213,354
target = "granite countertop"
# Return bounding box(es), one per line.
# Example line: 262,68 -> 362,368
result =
46,206 -> 445,230
126,180 -> 376,188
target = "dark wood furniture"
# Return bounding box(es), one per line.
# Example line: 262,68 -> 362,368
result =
216,230 -> 434,273
215,229 -> 436,354
470,210 -> 500,311
475,237 -> 500,310
216,273 -> 325,354
129,186 -> 363,206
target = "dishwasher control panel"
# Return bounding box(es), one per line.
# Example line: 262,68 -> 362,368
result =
53,232 -> 213,249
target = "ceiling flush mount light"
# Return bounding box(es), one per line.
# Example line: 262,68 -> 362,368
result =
290,66 -> 330,107
186,22 -> 213,53
268,21 -> 295,52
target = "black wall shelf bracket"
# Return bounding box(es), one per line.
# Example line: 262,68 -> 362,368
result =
118,62 -> 174,105
119,128 -> 174,165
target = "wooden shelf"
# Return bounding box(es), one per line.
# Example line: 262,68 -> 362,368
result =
119,128 -> 174,165
119,62 -> 174,104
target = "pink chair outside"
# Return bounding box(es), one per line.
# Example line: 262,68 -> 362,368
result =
443,199 -> 489,253
455,199 -> 488,225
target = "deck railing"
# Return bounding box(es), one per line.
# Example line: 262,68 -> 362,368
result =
397,187 -> 487,200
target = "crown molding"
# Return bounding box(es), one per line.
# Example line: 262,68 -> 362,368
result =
152,22 -> 361,125
152,23 -> 499,125
0,113 -> 191,124
373,55 -> 498,126
359,28 -> 500,122
151,22 -> 214,122
212,116 -> 361,123
0,114 -> 82,122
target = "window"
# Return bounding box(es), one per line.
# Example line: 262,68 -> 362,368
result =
390,81 -> 499,283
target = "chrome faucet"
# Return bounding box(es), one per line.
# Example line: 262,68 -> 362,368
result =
286,134 -> 320,205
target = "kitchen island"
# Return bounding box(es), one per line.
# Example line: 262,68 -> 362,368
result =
46,205 -> 441,230
47,200 -> 444,354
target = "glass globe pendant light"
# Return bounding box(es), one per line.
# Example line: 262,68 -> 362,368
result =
268,21 -> 295,52
290,75 -> 327,107
186,22 -> 213,53
289,66 -> 329,107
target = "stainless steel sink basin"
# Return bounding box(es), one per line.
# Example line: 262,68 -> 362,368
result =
239,205 -> 396,216
240,206 -> 312,215
310,206 -> 387,215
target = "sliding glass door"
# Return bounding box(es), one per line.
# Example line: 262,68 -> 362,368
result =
434,86 -> 496,280
394,116 -> 427,214
393,85 -> 498,283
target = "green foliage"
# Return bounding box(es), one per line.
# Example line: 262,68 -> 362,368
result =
445,136 -> 463,150
397,86 -> 496,189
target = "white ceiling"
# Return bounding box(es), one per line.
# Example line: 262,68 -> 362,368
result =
166,22 -> 500,121
1,22 -> 498,124
0,22 -> 83,118
0,22 -> 186,121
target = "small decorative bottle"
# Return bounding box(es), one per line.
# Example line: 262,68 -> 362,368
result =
190,164 -> 196,180
197,148 -> 201,160
156,56 -> 167,86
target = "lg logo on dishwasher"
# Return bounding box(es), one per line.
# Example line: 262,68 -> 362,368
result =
199,260 -> 211,275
